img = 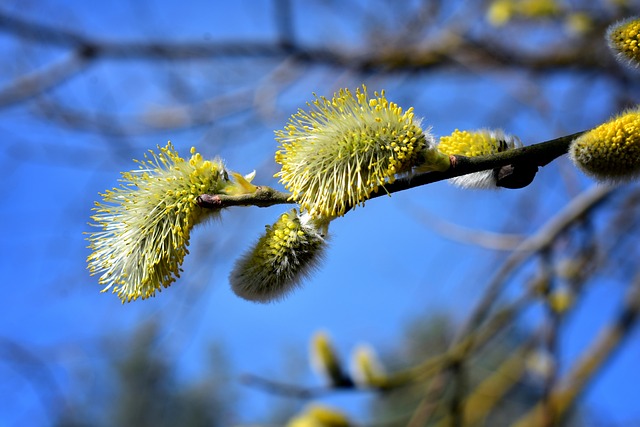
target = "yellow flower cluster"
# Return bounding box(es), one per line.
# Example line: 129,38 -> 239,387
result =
230,209 -> 327,303
438,128 -> 522,188
87,142 -> 229,302
439,128 -> 520,157
275,86 -> 445,217
607,17 -> 640,68
487,0 -> 560,26
570,108 -> 640,181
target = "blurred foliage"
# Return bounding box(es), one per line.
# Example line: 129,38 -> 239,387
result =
367,315 -> 582,426
55,323 -> 235,427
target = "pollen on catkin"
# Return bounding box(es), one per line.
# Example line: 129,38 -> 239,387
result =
274,85 -> 446,217
607,17 -> 640,69
438,128 -> 522,188
569,108 -> 640,181
229,209 -> 328,303
87,142 -> 230,302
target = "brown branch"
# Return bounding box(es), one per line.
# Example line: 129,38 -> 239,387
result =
242,291 -> 535,402
239,373 -> 359,399
403,206 -> 525,250
34,88 -> 256,136
197,186 -> 295,209
540,252 -> 561,427
0,9 -> 619,73
0,48 -> 94,108
513,274 -> 640,427
381,131 -> 582,195
433,340 -> 536,427
197,131 -> 584,211
453,182 -> 617,345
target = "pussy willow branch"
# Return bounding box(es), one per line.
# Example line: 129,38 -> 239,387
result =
434,339 -> 537,427
197,131 -> 584,210
513,274 -> 640,427
0,9 -> 612,72
452,182 -> 617,345
239,373 -> 359,399
241,291 -> 535,400
197,186 -> 295,209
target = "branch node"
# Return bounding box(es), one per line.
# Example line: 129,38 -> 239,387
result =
196,194 -> 222,208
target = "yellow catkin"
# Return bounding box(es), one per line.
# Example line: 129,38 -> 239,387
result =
275,85 -> 445,217
607,17 -> 640,68
229,210 -> 327,303
87,142 -> 228,302
570,108 -> 640,181
438,128 -> 522,189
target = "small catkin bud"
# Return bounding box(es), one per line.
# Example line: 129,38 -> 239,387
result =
437,128 -> 522,189
526,350 -> 556,384
309,331 -> 351,387
275,85 -> 446,217
548,287 -> 574,314
607,17 -> 640,69
487,0 -> 560,27
229,210 -> 328,303
517,0 -> 560,20
222,170 -> 257,195
555,257 -> 586,282
564,12 -> 593,36
350,344 -> 386,388
87,142 -> 230,302
486,0 -> 514,27
569,108 -> 640,181
286,404 -> 352,427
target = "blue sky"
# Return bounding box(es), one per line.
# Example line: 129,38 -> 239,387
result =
2,1 -> 640,425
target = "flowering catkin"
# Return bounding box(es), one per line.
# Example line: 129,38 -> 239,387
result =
438,128 -> 522,188
607,17 -> 640,69
87,142 -> 230,302
229,210 -> 327,303
275,86 -> 446,217
570,108 -> 640,181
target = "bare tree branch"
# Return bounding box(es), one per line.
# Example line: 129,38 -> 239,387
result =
513,273 -> 640,426
453,182 -> 617,344
0,8 -> 621,73
0,48 -> 94,108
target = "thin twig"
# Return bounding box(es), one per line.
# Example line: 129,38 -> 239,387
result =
453,183 -> 617,344
539,251 -> 561,427
0,48 -> 93,108
0,9 -> 614,72
404,206 -> 525,250
240,373 -> 359,399
433,339 -> 537,427
241,290 -> 535,402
